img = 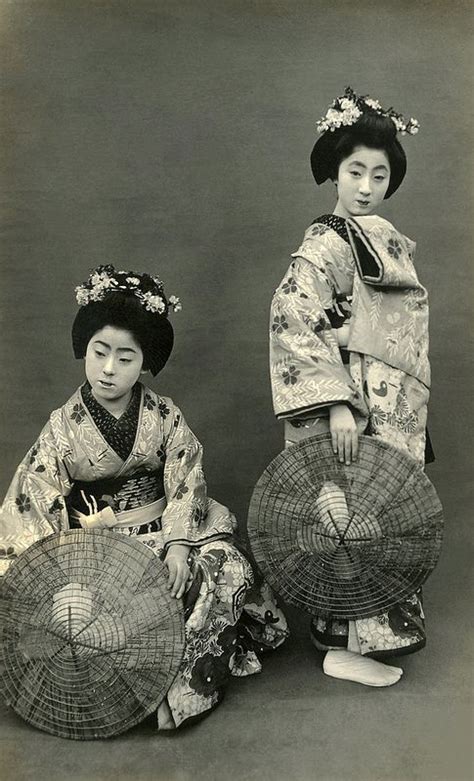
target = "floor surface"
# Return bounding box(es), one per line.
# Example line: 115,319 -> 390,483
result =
2,525 -> 472,781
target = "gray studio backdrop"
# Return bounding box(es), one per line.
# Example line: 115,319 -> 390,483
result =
0,0 -> 472,544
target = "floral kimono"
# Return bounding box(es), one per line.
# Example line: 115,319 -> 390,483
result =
270,213 -> 431,657
0,382 -> 288,727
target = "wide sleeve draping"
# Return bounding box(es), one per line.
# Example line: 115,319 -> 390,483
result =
0,419 -> 72,575
160,400 -> 236,550
270,254 -> 368,420
346,216 -> 430,388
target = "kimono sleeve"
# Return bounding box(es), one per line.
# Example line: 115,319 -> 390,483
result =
0,421 -> 72,575
346,217 -> 420,288
346,217 -> 431,389
160,402 -> 235,550
270,256 -> 367,419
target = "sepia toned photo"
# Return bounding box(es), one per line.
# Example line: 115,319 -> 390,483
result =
0,2 -> 472,780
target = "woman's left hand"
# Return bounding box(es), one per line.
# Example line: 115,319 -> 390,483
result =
164,544 -> 192,599
336,323 -> 350,347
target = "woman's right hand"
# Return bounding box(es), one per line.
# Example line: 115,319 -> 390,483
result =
329,404 -> 359,464
164,545 -> 192,599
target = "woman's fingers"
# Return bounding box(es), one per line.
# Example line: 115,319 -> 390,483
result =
342,432 -> 349,465
335,430 -> 359,464
331,430 -> 338,456
171,566 -> 189,598
167,558 -> 177,590
351,430 -> 359,461
166,558 -> 190,598
337,432 -> 344,463
175,577 -> 187,600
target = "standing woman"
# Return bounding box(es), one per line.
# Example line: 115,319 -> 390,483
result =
270,88 -> 433,687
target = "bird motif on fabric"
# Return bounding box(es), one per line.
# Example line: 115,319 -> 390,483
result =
372,381 -> 389,397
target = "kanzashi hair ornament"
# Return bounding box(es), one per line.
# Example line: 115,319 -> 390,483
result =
316,87 -> 420,137
75,265 -> 182,315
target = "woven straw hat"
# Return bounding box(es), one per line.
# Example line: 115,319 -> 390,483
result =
0,529 -> 185,739
248,434 -> 443,619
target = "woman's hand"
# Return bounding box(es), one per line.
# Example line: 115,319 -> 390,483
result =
335,323 -> 350,348
329,404 -> 359,465
164,544 -> 192,599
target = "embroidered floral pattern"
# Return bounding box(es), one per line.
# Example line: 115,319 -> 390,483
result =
15,494 -> 31,513
158,400 -> 170,419
281,277 -> 298,294
272,315 -> 289,334
310,224 -> 329,237
176,483 -> 189,500
387,238 -> 402,259
48,498 -> 64,516
282,365 -> 300,386
144,394 -> 156,411
0,545 -> 17,560
70,404 -> 86,424
370,405 -> 387,426
29,446 -> 39,465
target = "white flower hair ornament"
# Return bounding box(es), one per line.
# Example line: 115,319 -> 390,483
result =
316,86 -> 420,137
75,265 -> 182,315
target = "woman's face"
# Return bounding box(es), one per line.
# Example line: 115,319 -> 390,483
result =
85,325 -> 144,407
333,145 -> 390,219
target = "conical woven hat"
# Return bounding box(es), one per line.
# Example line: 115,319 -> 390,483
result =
248,434 -> 443,619
0,529 -> 185,739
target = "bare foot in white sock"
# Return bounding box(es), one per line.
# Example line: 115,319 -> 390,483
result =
323,650 -> 403,687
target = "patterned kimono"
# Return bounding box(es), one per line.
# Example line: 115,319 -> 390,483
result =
0,382 -> 288,727
270,213 -> 431,657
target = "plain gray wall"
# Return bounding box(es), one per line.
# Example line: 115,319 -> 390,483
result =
0,0 -> 472,543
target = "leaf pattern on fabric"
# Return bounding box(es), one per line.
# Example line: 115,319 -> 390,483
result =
342,216 -> 429,387
270,246 -> 366,419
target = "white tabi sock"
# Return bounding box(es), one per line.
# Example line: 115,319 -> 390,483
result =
323,650 -> 403,687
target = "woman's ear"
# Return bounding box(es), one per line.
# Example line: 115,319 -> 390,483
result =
140,369 -> 148,376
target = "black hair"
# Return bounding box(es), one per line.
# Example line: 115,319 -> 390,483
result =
72,292 -> 174,376
311,112 -> 407,199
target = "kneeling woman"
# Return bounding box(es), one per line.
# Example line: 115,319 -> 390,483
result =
0,266 -> 287,729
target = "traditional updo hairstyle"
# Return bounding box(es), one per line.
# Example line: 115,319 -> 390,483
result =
310,111 -> 407,199
72,267 -> 178,376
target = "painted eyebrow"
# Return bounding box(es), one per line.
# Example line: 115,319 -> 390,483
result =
92,340 -> 137,354
349,160 -> 389,171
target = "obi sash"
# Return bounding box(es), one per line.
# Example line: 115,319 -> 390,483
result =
66,470 -> 166,534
